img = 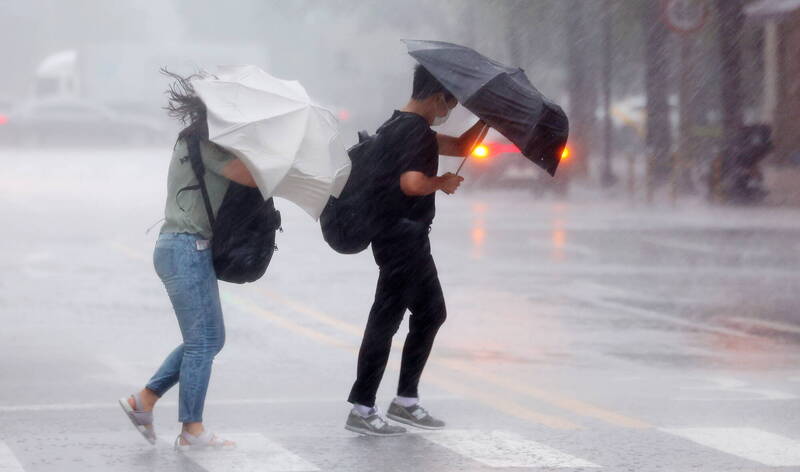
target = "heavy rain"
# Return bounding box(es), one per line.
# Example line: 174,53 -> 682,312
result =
1,1 -> 799,471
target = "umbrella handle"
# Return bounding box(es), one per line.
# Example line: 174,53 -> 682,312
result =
456,123 -> 490,176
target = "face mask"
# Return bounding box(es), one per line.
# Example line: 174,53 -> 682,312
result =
432,98 -> 452,126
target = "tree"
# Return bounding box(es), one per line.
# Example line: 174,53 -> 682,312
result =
714,0 -> 745,176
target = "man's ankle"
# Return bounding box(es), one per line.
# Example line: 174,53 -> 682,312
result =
393,396 -> 419,408
352,403 -> 375,417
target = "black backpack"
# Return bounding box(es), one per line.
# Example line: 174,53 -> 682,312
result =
181,135 -> 282,283
320,118 -> 400,254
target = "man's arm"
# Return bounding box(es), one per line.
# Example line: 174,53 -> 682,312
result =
437,120 -> 489,157
400,171 -> 463,196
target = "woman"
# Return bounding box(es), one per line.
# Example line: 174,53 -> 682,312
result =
119,71 -> 257,450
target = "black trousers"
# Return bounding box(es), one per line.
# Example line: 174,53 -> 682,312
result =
348,226 -> 447,407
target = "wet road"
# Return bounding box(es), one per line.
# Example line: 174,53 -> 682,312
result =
1,147 -> 799,471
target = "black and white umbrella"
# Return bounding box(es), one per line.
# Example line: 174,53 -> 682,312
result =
404,39 -> 569,176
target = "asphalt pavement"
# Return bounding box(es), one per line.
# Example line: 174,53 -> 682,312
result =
1,147 -> 799,471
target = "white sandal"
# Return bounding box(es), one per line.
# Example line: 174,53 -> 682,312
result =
174,430 -> 235,451
119,393 -> 156,445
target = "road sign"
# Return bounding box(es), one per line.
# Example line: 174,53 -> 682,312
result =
661,0 -> 708,34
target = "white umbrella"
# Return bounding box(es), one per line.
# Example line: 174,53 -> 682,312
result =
192,65 -> 351,219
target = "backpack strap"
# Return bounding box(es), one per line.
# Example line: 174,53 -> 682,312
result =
177,135 -> 216,227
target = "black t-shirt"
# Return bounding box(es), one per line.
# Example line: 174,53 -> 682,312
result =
377,110 -> 439,226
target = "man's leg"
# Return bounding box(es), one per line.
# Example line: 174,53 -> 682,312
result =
397,252 -> 446,399
385,251 -> 447,429
347,266 -> 408,408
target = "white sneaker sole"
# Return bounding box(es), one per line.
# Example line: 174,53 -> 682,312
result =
344,424 -> 406,437
386,412 -> 445,430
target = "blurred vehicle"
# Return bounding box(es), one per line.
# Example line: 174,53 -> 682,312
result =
460,128 -> 571,195
0,98 -> 12,130
460,129 -> 538,188
0,97 -> 167,146
7,43 -> 271,148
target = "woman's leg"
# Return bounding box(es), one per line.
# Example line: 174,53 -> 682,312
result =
175,251 -> 225,426
138,234 -> 226,439
145,345 -> 184,399
129,237 -> 189,413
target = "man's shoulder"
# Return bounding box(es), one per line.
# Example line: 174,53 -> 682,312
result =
382,111 -> 434,137
384,121 -> 437,155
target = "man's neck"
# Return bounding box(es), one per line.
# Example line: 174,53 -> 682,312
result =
401,99 -> 434,125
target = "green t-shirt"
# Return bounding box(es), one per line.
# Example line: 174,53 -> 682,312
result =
160,138 -> 235,239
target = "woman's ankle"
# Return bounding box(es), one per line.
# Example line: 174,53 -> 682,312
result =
137,388 -> 159,411
182,422 -> 204,437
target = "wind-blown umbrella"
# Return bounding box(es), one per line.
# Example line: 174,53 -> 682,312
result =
403,39 -> 568,176
192,65 -> 351,219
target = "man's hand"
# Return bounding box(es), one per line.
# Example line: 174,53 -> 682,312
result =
438,172 -> 464,195
400,171 -> 464,196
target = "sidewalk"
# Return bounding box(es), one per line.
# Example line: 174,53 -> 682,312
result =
765,166 -> 800,206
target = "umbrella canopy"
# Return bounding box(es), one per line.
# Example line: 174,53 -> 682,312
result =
403,39 -> 568,176
192,65 -> 351,219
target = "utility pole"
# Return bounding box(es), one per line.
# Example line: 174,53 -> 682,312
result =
565,0 -> 597,180
601,0 -> 616,187
661,0 -> 709,203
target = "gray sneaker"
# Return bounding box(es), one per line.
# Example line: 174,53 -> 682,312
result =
345,408 -> 407,437
386,402 -> 445,430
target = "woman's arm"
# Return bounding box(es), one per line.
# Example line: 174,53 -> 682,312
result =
221,159 -> 258,187
436,120 -> 489,157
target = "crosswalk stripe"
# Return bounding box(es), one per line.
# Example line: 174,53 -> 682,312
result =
662,427 -> 800,467
421,430 -> 599,468
0,441 -> 25,472
173,433 -> 319,472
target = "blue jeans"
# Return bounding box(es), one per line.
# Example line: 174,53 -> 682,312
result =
145,233 -> 225,423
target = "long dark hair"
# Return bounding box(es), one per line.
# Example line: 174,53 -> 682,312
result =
161,68 -> 212,140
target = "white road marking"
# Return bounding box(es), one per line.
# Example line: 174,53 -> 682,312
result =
662,427 -> 800,467
528,238 -> 596,256
422,430 -> 599,468
495,262 -> 799,279
562,282 -> 756,339
574,281 -> 690,304
21,251 -> 56,279
727,316 -> 800,335
174,433 -> 319,472
641,237 -> 722,255
677,377 -> 797,401
88,355 -> 156,387
0,441 -> 25,472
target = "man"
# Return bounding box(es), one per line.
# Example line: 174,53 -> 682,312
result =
345,65 -> 487,436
